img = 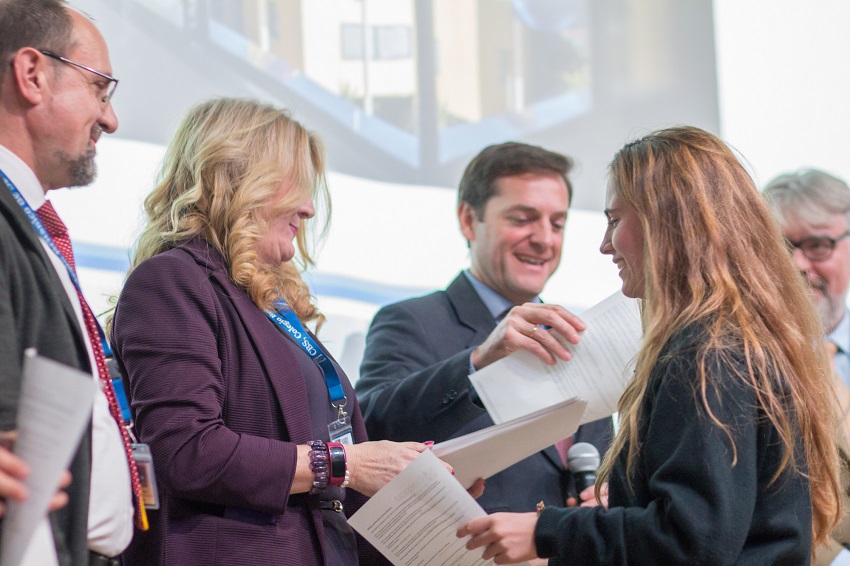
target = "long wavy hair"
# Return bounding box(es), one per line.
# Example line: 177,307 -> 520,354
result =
128,98 -> 329,323
597,126 -> 841,548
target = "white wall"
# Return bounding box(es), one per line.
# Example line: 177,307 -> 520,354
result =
714,0 -> 850,186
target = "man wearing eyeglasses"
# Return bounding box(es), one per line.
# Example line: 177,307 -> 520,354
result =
764,168 -> 850,566
0,1 -> 131,565
764,169 -> 850,378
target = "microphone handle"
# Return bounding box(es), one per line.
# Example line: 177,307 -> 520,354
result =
574,471 -> 597,494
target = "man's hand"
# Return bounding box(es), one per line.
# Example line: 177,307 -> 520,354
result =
0,444 -> 29,518
471,303 -> 586,370
467,478 -> 486,499
0,435 -> 72,518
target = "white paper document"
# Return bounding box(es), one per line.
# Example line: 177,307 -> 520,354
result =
470,291 -> 642,425
432,398 -> 586,489
349,450 -> 527,566
0,351 -> 96,566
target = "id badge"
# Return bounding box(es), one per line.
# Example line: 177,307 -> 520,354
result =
131,443 -> 160,510
328,413 -> 353,445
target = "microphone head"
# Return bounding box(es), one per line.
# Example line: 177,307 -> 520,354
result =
567,442 -> 601,473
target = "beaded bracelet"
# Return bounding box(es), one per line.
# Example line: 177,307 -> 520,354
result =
307,440 -> 329,495
327,442 -> 348,487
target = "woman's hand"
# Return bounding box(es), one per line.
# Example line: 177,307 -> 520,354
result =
566,482 -> 608,508
457,512 -> 539,564
346,441 -> 453,497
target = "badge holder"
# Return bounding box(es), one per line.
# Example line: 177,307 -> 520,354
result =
112,376 -> 160,510
328,400 -> 353,445
131,443 -> 161,510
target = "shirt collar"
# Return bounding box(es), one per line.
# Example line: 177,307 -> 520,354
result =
828,309 -> 850,354
463,269 -> 541,321
0,144 -> 46,209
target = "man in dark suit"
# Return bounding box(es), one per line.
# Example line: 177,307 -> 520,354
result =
0,1 -> 134,564
356,142 -> 613,514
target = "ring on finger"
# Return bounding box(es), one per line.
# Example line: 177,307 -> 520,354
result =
528,325 -> 538,337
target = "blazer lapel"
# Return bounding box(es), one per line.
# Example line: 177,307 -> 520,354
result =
240,301 -> 314,443
184,239 -> 314,444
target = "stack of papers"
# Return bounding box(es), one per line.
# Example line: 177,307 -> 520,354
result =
432,398 -> 586,489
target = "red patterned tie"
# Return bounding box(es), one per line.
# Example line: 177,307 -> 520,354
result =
36,201 -> 76,272
36,200 -> 148,530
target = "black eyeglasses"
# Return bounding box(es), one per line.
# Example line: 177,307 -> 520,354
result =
785,231 -> 850,262
39,49 -> 118,106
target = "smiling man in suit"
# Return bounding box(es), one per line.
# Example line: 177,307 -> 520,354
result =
356,142 -> 613,514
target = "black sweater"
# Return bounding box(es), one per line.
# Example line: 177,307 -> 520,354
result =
535,325 -> 811,565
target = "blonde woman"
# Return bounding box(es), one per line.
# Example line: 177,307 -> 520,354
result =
458,126 -> 841,564
111,98 -> 454,565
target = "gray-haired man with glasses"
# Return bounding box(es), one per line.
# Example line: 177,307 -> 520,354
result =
764,168 -> 850,566
764,169 -> 850,377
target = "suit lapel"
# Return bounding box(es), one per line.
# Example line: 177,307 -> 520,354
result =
445,273 -> 497,347
542,445 -> 565,471
0,185 -> 86,351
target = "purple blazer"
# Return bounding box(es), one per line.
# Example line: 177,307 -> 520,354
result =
112,238 -> 380,565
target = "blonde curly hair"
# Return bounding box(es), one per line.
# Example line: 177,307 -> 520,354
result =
128,97 -> 329,324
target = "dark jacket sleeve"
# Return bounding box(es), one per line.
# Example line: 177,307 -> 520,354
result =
535,348 -> 773,565
355,299 -> 487,443
112,253 -> 296,516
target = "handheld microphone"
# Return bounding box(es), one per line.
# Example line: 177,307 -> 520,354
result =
567,442 -> 600,495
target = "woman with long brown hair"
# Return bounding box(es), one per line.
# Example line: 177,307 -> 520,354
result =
458,126 -> 841,564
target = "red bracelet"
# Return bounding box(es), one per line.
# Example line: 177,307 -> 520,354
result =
326,442 -> 347,487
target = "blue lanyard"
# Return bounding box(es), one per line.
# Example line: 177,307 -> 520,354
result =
0,169 -> 112,354
266,298 -> 347,407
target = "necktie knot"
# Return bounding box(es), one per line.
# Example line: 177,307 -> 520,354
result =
36,200 -> 67,239
36,200 -> 75,273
